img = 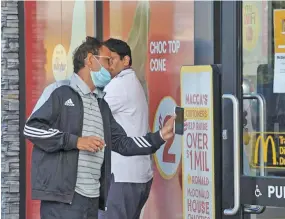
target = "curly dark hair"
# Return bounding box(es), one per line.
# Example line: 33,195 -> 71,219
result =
103,38 -> 132,66
73,36 -> 101,73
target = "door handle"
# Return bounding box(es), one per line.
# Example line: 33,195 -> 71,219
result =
243,94 -> 266,214
243,94 -> 266,175
222,94 -> 241,215
243,205 -> 266,214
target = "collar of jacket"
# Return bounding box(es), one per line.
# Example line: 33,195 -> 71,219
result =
60,73 -> 106,98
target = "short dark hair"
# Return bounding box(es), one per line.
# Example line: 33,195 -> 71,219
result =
73,36 -> 101,73
103,38 -> 132,66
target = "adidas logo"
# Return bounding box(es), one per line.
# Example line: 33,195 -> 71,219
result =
64,98 -> 74,106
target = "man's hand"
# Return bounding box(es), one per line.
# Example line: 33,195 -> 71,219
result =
160,115 -> 175,141
77,136 -> 105,152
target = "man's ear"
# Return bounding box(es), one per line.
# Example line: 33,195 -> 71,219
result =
85,53 -> 94,67
123,56 -> 131,66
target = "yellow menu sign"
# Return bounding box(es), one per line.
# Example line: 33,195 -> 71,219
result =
273,9 -> 285,93
274,9 -> 285,54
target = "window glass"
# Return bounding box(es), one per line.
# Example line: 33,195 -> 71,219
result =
103,1 -> 194,218
242,1 -> 285,177
23,1 -> 95,218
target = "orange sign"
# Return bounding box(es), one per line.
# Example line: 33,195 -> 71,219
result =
274,9 -> 285,54
273,9 -> 285,93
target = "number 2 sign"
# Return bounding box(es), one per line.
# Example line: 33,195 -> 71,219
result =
153,96 -> 182,179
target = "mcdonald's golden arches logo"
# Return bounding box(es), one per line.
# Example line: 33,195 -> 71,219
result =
253,135 -> 277,166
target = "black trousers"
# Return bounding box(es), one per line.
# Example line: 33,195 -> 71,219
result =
99,175 -> 153,219
40,192 -> 99,219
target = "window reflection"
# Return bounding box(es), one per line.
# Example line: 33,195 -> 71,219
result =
243,1 -> 285,176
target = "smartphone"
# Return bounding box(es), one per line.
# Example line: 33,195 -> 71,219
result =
174,106 -> 184,135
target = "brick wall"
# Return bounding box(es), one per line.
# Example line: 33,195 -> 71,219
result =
1,1 -> 20,219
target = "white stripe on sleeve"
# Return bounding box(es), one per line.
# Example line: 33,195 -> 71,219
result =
24,125 -> 61,138
132,137 -> 143,148
139,137 -> 151,147
135,137 -> 150,148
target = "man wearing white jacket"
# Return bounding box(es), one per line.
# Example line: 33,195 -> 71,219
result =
100,38 -> 153,219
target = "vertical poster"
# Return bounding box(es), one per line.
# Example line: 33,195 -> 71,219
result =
273,9 -> 285,93
24,1 -> 95,218
103,1 -> 194,218
180,66 -> 215,219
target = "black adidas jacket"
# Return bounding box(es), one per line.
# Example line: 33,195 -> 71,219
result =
23,76 -> 165,210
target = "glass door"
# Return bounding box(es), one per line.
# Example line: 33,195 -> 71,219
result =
241,1 -> 285,219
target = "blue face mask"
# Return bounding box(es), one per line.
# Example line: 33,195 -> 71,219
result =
90,56 -> 111,88
90,67 -> 111,88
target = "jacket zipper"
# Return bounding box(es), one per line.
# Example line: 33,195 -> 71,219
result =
98,97 -> 108,210
70,93 -> 84,204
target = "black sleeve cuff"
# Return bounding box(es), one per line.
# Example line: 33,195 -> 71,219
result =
65,134 -> 78,150
153,131 -> 166,147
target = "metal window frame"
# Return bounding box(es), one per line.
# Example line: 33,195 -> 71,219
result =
221,1 -> 246,219
18,1 -> 27,219
95,0 -> 103,41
